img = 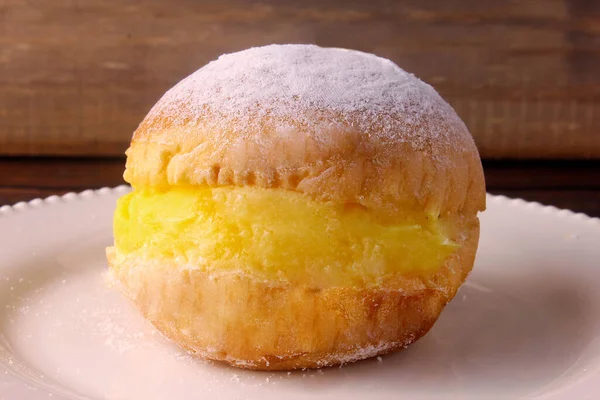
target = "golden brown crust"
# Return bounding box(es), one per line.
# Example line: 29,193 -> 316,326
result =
125,112 -> 485,217
107,217 -> 479,370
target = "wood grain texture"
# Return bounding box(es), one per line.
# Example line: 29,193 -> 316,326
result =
1,0 -> 599,157
0,158 -> 598,217
0,157 -> 125,189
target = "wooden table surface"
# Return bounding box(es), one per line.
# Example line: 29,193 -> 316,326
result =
0,158 -> 598,218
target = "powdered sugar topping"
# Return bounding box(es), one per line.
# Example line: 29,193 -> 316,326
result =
142,44 -> 468,152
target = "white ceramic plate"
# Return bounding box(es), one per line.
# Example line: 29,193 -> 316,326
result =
1,187 -> 599,400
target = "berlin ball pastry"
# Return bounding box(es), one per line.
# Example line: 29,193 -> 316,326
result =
107,44 -> 486,370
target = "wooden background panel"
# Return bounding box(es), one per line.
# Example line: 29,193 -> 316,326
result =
0,0 -> 599,157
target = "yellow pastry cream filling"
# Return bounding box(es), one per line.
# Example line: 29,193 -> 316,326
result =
113,187 -> 458,287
